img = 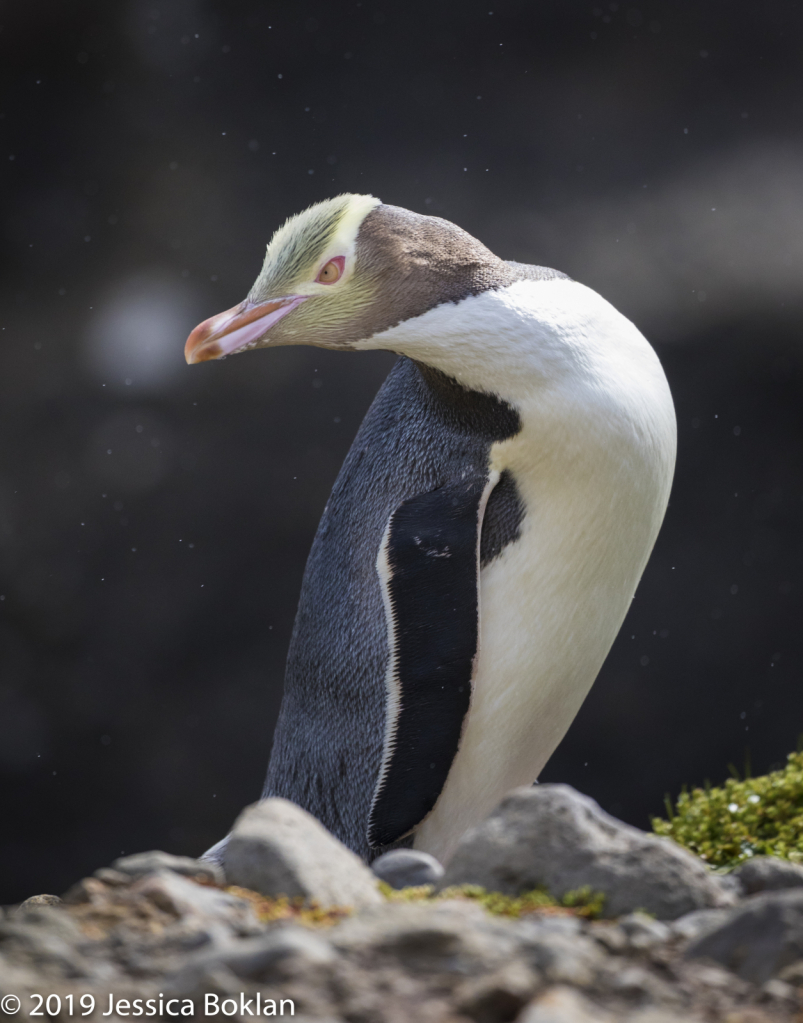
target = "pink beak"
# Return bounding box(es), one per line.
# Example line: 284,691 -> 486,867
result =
184,295 -> 307,364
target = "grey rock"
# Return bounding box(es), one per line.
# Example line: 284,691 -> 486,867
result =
178,962 -> 246,998
521,985 -> 699,1023
518,986 -> 612,1023
14,895 -> 63,914
166,926 -> 336,995
1,905 -> 82,942
714,871 -> 743,899
669,907 -> 732,942
686,887 -> 803,984
94,868 -> 136,886
605,963 -> 680,1005
0,955 -> 44,992
0,908 -> 91,979
8,831 -> 803,1023
131,870 -> 262,936
455,960 -> 541,1021
330,899 -> 519,972
682,960 -> 745,991
439,785 -> 734,920
731,855 -> 803,895
223,798 -> 382,909
625,1013 -> 704,1023
618,913 -> 671,950
777,958 -> 803,984
370,849 -> 444,889
761,977 -> 798,1004
590,922 -> 629,954
520,915 -> 583,939
112,851 -> 224,886
518,931 -> 605,988
62,877 -> 110,905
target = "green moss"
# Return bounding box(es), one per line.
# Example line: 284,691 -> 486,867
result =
652,750 -> 803,869
381,880 -> 605,919
225,879 -> 606,927
378,881 -> 435,901
225,885 -> 353,927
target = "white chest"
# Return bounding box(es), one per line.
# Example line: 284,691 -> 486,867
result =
360,277 -> 677,864
417,411 -> 672,860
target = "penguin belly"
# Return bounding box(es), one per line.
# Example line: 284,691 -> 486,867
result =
414,397 -> 675,863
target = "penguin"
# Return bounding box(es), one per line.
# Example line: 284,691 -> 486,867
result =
184,194 -> 676,865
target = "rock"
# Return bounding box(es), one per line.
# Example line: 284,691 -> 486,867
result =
439,785 -> 734,920
520,987 -> 702,1023
329,899 -> 515,968
732,856 -> 803,895
93,868 -> 133,886
517,918 -> 606,988
131,870 -> 262,935
455,960 -> 541,1022
617,913 -> 671,950
589,921 -> 629,954
518,986 -> 612,1023
0,907 -> 93,979
166,925 -> 336,995
624,1013 -> 705,1023
604,964 -> 679,1005
8,800 -> 803,1023
56,867 -> 262,976
777,958 -> 803,984
669,908 -> 732,942
111,850 -> 224,886
761,977 -> 798,1006
0,955 -> 45,993
682,960 -> 747,993
224,799 -> 382,909
62,877 -> 110,905
14,894 -> 63,913
686,888 -> 803,984
370,849 -> 444,889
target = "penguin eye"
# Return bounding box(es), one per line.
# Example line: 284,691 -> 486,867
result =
317,257 -> 345,284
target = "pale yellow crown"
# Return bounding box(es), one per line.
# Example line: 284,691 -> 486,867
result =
250,193 -> 381,302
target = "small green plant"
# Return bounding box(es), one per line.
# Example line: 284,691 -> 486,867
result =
225,886 -> 353,927
225,881 -> 605,927
652,750 -> 803,869
380,881 -> 605,919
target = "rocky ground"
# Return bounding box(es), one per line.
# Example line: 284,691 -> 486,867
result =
4,785 -> 803,1023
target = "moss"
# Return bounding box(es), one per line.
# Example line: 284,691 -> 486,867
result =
652,750 -> 803,869
378,881 -> 435,901
226,880 -> 606,927
225,885 -> 353,927
381,880 -> 605,919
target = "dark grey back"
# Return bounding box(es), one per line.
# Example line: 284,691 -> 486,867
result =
262,357 -> 520,857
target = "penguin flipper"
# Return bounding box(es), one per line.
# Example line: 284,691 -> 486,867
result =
367,469 -> 496,848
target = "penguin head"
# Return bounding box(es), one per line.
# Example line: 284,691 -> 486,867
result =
184,193 -> 511,364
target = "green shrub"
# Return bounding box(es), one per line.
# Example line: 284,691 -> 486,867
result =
652,751 -> 803,869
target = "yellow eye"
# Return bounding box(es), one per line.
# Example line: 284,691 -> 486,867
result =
317,257 -> 344,284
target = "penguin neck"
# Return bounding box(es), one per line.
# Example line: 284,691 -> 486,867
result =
360,275 -> 676,537
358,276 -> 659,402
410,360 -> 522,443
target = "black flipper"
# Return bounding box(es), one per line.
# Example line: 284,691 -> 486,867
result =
367,469 -> 495,848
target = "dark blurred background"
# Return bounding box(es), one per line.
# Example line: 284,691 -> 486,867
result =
1,0 -> 802,904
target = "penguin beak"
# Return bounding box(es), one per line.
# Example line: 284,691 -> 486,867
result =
184,295 -> 308,364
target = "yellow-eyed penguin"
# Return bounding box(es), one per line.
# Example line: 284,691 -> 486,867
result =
184,194 -> 676,865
